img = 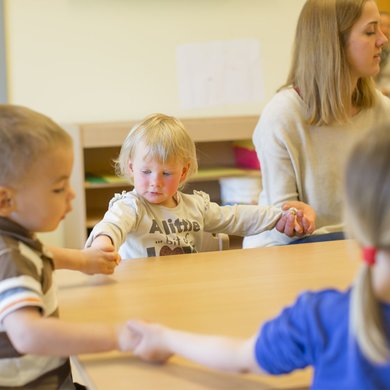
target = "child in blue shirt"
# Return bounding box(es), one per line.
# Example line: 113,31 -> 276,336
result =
125,121 -> 390,386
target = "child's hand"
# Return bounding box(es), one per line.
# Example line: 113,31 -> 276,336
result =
126,320 -> 173,363
275,201 -> 316,237
81,246 -> 121,275
275,208 -> 302,236
283,201 -> 316,235
115,322 -> 142,352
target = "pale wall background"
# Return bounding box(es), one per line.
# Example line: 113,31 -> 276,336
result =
4,0 -> 305,245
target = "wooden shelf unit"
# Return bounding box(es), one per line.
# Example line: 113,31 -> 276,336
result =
63,116 -> 259,249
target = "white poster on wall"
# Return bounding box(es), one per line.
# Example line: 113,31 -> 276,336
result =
176,38 -> 264,109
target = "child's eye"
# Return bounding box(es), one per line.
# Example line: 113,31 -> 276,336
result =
53,188 -> 65,194
142,170 -> 151,175
163,172 -> 172,176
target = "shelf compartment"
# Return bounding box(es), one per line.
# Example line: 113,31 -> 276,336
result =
85,167 -> 259,189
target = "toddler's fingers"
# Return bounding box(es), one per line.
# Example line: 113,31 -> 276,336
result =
105,250 -> 121,265
127,319 -> 144,332
275,213 -> 287,232
283,212 -> 296,237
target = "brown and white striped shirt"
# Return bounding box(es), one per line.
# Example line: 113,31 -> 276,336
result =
0,217 -> 71,388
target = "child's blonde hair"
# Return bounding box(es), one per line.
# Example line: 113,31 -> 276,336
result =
345,124 -> 390,364
115,113 -> 198,189
0,105 -> 72,186
282,0 -> 376,126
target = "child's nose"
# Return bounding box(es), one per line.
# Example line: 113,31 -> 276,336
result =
68,187 -> 76,201
151,173 -> 163,186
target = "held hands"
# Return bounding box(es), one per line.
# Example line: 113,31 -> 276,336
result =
81,247 -> 120,275
275,201 -> 316,238
48,245 -> 120,275
115,321 -> 144,354
125,320 -> 173,363
83,235 -> 121,275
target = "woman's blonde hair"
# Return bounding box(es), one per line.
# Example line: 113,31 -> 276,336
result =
0,105 -> 72,186
115,113 -> 198,189
282,0 -> 377,126
344,124 -> 390,364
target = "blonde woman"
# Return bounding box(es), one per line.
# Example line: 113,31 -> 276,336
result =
127,123 -> 390,388
244,0 -> 390,248
86,113 -> 315,259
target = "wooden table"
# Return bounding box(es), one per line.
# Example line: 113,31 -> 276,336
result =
56,240 -> 360,389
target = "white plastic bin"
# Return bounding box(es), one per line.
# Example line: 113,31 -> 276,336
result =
219,177 -> 262,205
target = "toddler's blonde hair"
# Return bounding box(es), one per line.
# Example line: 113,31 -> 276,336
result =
115,113 -> 198,189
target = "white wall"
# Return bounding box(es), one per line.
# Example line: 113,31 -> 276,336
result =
4,0 -> 305,245
5,0 -> 305,122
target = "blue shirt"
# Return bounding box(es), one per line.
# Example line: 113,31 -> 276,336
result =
255,289 -> 390,389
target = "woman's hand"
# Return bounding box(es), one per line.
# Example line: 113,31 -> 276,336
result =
276,201 -> 316,237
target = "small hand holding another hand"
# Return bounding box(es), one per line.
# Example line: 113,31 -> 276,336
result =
83,236 -> 121,275
284,200 -> 316,234
275,208 -> 300,237
115,322 -> 141,353
276,201 -> 316,237
125,320 -> 173,363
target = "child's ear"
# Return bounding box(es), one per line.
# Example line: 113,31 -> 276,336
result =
128,161 -> 134,174
0,187 -> 15,217
180,163 -> 190,183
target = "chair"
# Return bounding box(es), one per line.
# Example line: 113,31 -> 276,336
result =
200,232 -> 230,252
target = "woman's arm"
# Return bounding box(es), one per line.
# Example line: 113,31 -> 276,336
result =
255,110 -> 301,207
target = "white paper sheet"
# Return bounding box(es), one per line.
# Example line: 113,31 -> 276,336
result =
176,38 -> 264,109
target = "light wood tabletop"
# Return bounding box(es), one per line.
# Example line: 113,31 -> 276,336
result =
56,239 -> 360,389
